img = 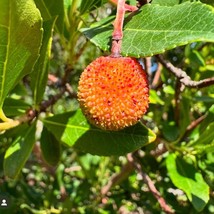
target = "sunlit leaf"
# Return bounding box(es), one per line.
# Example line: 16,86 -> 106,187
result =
4,123 -> 36,179
43,110 -> 156,156
81,2 -> 214,57
0,0 -> 43,109
166,153 -> 210,212
30,18 -> 56,106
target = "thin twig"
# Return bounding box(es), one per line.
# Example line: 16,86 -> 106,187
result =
127,153 -> 175,214
143,57 -> 152,83
151,62 -> 162,89
48,73 -> 77,98
101,161 -> 134,195
180,114 -> 207,141
156,55 -> 214,88
4,89 -> 66,131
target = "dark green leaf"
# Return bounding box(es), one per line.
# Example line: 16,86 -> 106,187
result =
43,110 -> 156,156
199,105 -> 214,133
189,105 -> 214,148
3,98 -> 30,116
4,123 -> 36,179
193,96 -> 214,103
30,18 -> 56,106
34,0 -> 64,34
0,0 -> 43,109
179,96 -> 191,138
40,126 -> 61,166
79,0 -> 107,14
81,2 -> 214,57
166,153 -> 209,212
162,121 -> 179,142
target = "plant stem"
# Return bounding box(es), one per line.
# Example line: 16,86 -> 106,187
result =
111,0 -> 126,57
156,55 -> 214,88
127,152 -> 175,214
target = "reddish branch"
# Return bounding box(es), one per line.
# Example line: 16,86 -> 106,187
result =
101,161 -> 134,195
101,152 -> 174,213
15,74 -> 76,126
156,55 -> 214,88
111,0 -> 126,57
110,0 -> 139,57
151,62 -> 162,89
127,153 -> 175,214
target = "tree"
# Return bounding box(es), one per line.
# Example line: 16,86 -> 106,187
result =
0,0 -> 213,213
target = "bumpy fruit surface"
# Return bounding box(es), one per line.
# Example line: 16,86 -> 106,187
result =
77,56 -> 149,131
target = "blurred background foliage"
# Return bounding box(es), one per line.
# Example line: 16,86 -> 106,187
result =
0,0 -> 214,213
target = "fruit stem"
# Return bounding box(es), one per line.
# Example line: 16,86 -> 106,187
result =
111,0 -> 126,57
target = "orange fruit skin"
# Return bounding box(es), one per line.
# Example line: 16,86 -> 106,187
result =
77,56 -> 149,131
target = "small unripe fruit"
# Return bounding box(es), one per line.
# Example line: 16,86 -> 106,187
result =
77,56 -> 149,131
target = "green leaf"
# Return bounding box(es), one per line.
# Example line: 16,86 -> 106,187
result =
79,0 -> 107,14
166,153 -> 210,212
149,89 -> 164,105
4,123 -> 36,179
81,2 -> 214,57
34,0 -> 64,34
162,121 -> 179,142
199,105 -> 214,133
2,98 -> 30,116
194,123 -> 214,148
178,96 -> 191,138
152,0 -> 180,6
0,0 -> 43,109
43,110 -> 156,156
30,18 -> 56,106
40,126 -> 61,166
189,105 -> 214,148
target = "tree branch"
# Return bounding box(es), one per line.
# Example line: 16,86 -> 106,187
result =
111,0 -> 126,57
101,160 -> 134,195
127,153 -> 175,214
156,55 -> 214,88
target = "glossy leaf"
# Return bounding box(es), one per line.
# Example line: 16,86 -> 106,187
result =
34,0 -> 64,34
81,2 -> 214,57
40,126 -> 61,166
0,0 -> 43,108
30,18 -> 56,106
4,123 -> 36,179
43,110 -> 156,156
166,153 -> 209,212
